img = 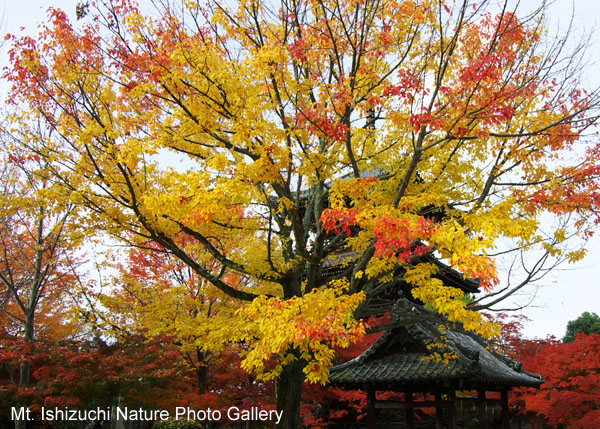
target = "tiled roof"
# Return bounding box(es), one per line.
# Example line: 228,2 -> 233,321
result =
329,303 -> 543,389
331,352 -> 475,384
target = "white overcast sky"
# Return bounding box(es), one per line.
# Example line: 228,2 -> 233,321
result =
1,0 -> 599,339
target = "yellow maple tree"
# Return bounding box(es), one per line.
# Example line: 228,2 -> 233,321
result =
4,0 -> 600,425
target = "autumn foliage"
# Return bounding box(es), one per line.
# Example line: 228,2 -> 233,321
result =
508,333 -> 600,428
4,0 -> 600,426
485,313 -> 600,428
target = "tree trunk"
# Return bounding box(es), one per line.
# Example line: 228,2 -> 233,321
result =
18,360 -> 31,388
275,358 -> 305,429
15,359 -> 30,429
196,348 -> 208,394
15,315 -> 34,429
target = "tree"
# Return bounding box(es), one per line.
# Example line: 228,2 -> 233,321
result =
488,314 -> 600,428
510,333 -> 600,428
5,0 -> 600,426
97,241 -> 239,394
0,332 -> 196,425
89,241 -> 275,410
0,129 -> 80,429
563,311 -> 600,343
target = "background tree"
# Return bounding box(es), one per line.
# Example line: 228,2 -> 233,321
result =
563,311 -> 600,343
0,127 -> 80,429
481,313 -> 600,428
84,241 -> 276,410
510,333 -> 600,427
5,0 -> 600,426
0,332 -> 196,426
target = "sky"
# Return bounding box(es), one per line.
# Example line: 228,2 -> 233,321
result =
1,0 -> 599,339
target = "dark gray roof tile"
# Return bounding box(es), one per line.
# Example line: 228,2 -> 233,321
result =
330,305 -> 543,389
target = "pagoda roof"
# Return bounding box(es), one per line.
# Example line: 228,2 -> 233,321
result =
329,302 -> 543,391
322,250 -> 480,292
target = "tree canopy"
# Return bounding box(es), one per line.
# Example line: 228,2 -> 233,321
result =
4,0 -> 600,426
506,327 -> 600,427
563,311 -> 600,343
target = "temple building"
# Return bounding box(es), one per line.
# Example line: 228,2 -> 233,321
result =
329,300 -> 543,428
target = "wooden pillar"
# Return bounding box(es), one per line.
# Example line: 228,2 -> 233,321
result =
367,387 -> 376,429
501,389 -> 510,429
435,392 -> 444,429
405,391 -> 415,429
478,389 -> 489,428
447,389 -> 457,429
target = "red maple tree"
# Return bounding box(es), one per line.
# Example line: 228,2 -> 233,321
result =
510,333 -> 600,428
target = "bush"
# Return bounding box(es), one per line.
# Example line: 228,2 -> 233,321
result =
153,419 -> 203,429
